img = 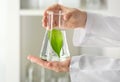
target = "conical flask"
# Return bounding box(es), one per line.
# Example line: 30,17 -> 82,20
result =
40,11 -> 70,61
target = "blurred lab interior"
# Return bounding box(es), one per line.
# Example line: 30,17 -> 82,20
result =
18,0 -> 120,82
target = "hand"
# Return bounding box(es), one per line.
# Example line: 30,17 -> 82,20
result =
42,4 -> 87,29
27,55 -> 71,72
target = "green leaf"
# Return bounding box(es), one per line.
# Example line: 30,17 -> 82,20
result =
48,29 -> 63,58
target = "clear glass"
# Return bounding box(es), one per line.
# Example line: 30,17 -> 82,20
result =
25,62 -> 41,82
40,11 -> 70,61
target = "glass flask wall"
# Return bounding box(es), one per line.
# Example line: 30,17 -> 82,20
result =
40,11 -> 70,61
40,29 -> 70,61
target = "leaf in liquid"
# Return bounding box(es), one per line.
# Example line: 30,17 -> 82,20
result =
48,29 -> 63,58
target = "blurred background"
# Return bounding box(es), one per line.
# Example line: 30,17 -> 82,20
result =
19,0 -> 120,82
5,0 -> 120,82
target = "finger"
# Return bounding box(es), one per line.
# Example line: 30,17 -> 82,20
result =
27,55 -> 48,67
44,3 -> 60,16
43,4 -> 59,28
43,4 -> 68,17
53,15 -> 58,27
42,16 -> 47,27
27,55 -> 57,70
59,4 -> 69,11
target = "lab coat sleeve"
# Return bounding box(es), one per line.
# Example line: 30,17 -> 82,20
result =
73,13 -> 120,47
70,55 -> 120,82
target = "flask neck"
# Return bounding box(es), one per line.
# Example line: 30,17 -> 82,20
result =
46,11 -> 64,30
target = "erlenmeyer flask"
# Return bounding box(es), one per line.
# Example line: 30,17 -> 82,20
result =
40,11 -> 70,61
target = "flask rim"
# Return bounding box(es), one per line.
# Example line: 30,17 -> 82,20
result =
46,11 -> 65,15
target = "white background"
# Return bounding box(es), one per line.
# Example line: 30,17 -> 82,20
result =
0,0 -> 7,82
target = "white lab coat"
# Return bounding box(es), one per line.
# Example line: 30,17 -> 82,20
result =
70,13 -> 120,82
73,13 -> 120,47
